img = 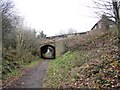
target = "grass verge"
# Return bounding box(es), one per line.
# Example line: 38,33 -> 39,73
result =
43,51 -> 88,88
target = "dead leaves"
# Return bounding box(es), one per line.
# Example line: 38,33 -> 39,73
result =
44,29 -> 119,88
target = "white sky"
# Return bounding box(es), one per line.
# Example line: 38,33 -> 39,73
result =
13,0 -> 99,36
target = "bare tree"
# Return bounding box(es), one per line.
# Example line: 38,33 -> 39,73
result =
67,28 -> 77,34
79,0 -> 119,22
92,0 -> 119,22
92,0 -> 120,39
0,0 -> 20,49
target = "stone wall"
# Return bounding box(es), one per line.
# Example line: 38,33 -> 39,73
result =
55,40 -> 66,57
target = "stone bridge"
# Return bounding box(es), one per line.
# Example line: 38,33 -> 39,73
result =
40,38 -> 66,59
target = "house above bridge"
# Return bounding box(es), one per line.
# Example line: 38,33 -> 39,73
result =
91,15 -> 115,31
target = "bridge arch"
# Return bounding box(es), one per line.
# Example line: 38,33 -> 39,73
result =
40,44 -> 55,59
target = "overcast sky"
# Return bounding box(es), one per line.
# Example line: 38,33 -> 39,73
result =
13,0 -> 100,36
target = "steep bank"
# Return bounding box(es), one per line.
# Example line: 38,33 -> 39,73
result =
44,28 -> 119,88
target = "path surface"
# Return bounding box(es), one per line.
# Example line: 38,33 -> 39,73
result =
9,60 -> 49,88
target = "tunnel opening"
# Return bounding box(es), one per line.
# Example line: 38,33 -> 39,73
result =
40,44 -> 55,59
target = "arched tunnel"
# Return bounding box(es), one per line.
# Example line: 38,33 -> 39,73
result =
40,44 -> 55,59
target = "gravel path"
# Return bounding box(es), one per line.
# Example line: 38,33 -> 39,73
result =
8,60 -> 49,88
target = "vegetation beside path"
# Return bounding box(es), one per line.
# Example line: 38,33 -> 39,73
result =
2,57 -> 43,88
2,56 -> 42,80
44,28 -> 119,88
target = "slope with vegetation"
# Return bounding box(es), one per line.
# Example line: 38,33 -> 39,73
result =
43,28 -> 119,88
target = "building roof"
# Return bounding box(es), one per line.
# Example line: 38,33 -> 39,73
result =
91,15 -> 115,30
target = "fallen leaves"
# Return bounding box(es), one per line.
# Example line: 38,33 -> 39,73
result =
44,29 -> 119,88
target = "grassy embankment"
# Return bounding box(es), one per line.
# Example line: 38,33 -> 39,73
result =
44,28 -> 119,88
